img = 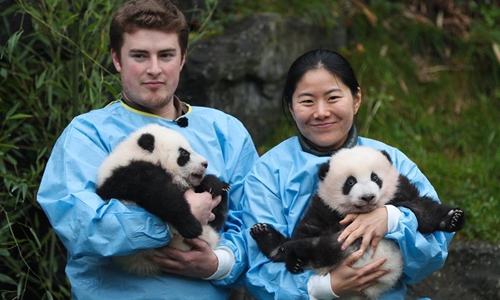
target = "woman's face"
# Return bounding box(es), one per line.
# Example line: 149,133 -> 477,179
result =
289,68 -> 361,151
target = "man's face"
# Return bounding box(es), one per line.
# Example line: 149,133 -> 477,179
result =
112,29 -> 185,118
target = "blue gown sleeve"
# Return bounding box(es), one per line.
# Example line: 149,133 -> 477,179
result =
242,161 -> 312,300
211,119 -> 259,286
386,150 -> 453,284
37,123 -> 170,258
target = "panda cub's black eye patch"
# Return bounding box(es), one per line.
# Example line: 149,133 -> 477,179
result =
342,176 -> 357,195
371,172 -> 383,188
177,147 -> 191,166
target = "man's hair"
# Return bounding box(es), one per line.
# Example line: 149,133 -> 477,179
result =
110,0 -> 189,60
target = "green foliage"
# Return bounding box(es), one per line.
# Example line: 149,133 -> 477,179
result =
0,0 -> 121,298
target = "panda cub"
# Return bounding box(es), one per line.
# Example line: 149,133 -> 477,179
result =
96,124 -> 229,276
251,146 -> 464,299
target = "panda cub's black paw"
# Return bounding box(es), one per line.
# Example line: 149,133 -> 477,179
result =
250,223 -> 276,241
196,174 -> 230,197
440,208 -> 465,232
250,223 -> 287,261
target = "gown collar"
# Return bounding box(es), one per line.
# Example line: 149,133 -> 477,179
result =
298,125 -> 358,157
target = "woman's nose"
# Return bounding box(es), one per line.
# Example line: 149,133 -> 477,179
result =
314,101 -> 331,118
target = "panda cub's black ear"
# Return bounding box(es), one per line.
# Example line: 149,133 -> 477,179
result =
137,133 -> 155,153
380,150 -> 393,164
317,161 -> 330,181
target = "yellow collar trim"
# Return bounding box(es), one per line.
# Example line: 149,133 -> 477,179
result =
107,99 -> 192,121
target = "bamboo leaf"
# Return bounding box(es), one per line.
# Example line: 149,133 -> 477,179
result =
7,114 -> 32,120
6,31 -> 24,60
0,274 -> 17,285
36,69 -> 48,90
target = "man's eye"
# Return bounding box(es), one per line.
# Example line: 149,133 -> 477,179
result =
131,53 -> 146,60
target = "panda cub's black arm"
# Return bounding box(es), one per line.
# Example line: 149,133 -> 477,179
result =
195,174 -> 230,232
293,195 -> 344,239
96,160 -> 203,238
389,174 -> 465,234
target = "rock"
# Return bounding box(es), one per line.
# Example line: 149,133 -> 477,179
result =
177,13 -> 345,146
407,241 -> 500,299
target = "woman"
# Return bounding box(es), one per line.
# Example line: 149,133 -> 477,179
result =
242,49 -> 453,299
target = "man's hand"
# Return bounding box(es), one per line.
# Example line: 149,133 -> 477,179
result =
184,189 -> 222,225
151,238 -> 218,278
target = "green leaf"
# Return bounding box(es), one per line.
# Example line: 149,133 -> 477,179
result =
7,114 -> 32,120
36,69 -> 48,90
0,274 -> 16,285
6,31 -> 24,60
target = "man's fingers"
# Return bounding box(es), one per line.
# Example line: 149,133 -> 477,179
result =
212,195 -> 222,207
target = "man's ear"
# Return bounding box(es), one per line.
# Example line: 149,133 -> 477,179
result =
111,49 -> 122,72
180,50 -> 187,71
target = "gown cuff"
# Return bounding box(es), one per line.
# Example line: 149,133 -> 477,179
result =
385,204 -> 402,233
202,246 -> 234,280
308,273 -> 339,299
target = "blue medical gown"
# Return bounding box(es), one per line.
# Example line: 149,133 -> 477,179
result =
37,101 -> 258,299
242,136 -> 454,300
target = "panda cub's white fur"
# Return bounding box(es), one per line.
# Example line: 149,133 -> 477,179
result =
96,124 -> 225,276
317,146 -> 400,216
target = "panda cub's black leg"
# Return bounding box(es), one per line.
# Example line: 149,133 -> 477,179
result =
250,223 -> 288,262
284,234 -> 349,274
283,239 -> 310,274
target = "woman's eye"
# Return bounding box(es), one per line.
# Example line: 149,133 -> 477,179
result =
300,99 -> 314,105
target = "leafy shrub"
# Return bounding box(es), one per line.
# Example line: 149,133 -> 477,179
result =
0,0 -> 120,298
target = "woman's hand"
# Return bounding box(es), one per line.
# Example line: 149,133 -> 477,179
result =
184,189 -> 222,225
337,207 -> 388,254
151,238 -> 218,278
330,250 -> 390,296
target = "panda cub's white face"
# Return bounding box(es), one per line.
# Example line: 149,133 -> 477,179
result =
317,146 -> 400,216
97,124 -> 208,189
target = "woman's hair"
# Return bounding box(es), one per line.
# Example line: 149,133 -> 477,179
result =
282,49 -> 359,113
109,0 -> 189,60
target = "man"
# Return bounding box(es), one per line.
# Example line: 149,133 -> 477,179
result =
37,0 -> 258,298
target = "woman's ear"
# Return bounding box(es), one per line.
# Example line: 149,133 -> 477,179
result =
111,49 -> 122,72
288,104 -> 296,121
353,87 -> 362,115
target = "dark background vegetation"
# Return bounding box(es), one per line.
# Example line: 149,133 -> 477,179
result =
1,0 -> 499,299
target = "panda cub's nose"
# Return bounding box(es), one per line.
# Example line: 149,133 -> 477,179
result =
202,162 -> 208,169
361,194 -> 375,202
